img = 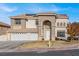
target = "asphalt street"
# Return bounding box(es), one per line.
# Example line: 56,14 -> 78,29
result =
0,49 -> 79,56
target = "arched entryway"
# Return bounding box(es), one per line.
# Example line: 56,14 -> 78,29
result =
43,20 -> 51,40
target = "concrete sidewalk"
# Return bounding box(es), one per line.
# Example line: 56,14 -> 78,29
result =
3,43 -> 79,52
17,45 -> 79,52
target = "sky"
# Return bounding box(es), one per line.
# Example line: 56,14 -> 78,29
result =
0,3 -> 79,24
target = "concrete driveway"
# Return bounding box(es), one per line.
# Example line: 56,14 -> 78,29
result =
0,41 -> 27,52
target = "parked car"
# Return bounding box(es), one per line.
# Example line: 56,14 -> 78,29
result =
55,37 -> 66,41
73,36 -> 79,40
67,36 -> 79,41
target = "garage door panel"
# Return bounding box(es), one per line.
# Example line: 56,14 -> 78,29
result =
11,33 -> 38,41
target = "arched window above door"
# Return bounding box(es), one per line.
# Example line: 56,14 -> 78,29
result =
43,20 -> 51,26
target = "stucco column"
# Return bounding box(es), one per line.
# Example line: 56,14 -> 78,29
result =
11,19 -> 15,29
65,29 -> 68,40
21,19 -> 26,29
51,25 -> 55,41
38,21 -> 43,41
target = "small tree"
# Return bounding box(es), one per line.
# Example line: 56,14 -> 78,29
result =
67,22 -> 79,42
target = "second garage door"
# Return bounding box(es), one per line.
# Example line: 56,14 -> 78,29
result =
11,33 -> 38,41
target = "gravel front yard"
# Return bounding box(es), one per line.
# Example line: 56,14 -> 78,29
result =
18,40 -> 79,49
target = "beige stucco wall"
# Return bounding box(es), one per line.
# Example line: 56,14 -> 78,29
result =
55,19 -> 68,39
26,20 -> 37,28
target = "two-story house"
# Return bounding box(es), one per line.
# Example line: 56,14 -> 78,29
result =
8,12 -> 68,41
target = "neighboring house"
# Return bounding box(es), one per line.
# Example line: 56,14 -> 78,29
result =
8,12 -> 68,41
0,22 -> 10,41
0,22 -> 10,35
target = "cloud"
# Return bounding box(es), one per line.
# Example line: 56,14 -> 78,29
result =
27,7 -> 46,13
51,4 -> 61,12
51,4 -> 68,12
0,6 -> 17,12
25,4 -> 67,13
0,13 -> 10,24
0,4 -> 18,12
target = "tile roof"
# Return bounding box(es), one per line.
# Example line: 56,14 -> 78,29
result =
56,14 -> 68,19
0,22 -> 10,27
10,12 -> 68,19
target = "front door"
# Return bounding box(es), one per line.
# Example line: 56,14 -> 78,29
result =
43,20 -> 51,40
44,29 -> 50,40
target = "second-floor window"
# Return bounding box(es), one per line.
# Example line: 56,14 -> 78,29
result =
57,22 -> 66,27
57,22 -> 59,27
15,19 -> 21,25
64,22 -> 66,26
36,20 -> 38,25
60,22 -> 62,26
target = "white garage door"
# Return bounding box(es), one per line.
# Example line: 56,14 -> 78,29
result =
11,33 -> 38,41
